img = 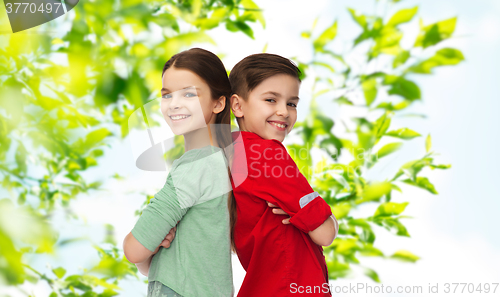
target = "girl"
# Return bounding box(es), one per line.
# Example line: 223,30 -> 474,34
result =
123,48 -> 290,297
123,48 -> 235,297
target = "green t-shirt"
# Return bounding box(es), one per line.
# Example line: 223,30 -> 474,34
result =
131,145 -> 233,297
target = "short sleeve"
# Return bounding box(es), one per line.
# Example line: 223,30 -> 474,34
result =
247,139 -> 332,233
191,150 -> 232,206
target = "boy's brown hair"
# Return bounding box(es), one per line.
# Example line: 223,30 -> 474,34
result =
227,53 -> 302,252
229,53 -> 302,100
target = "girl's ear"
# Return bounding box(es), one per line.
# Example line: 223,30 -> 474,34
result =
213,95 -> 226,114
231,94 -> 244,118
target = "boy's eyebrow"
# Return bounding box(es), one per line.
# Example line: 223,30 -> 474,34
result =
161,86 -> 198,93
261,91 -> 300,101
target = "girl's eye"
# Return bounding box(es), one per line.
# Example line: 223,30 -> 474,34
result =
162,94 -> 172,99
265,98 -> 276,103
288,103 -> 297,107
184,92 -> 197,98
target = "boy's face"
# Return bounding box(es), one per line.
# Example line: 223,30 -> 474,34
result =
232,74 -> 300,142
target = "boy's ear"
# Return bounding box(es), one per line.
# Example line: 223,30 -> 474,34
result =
230,94 -> 244,118
213,95 -> 226,114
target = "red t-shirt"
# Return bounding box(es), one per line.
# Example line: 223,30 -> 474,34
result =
230,131 -> 333,297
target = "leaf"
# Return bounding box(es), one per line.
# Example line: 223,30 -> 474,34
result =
349,219 -> 376,243
332,238 -> 360,254
240,0 -> 265,28
426,134 -> 431,152
401,177 -> 438,194
393,157 -> 433,180
409,48 -> 465,74
375,217 -> 410,236
391,183 -> 402,192
83,128 -> 113,151
362,78 -> 377,106
414,17 -> 457,48
193,7 -> 229,30
377,142 -> 402,159
15,141 -> 28,175
383,75 -> 421,101
313,20 -> 338,51
435,48 -> 465,64
373,111 -> 392,140
393,50 -> 410,68
226,20 -> 254,39
387,7 -> 419,27
327,260 -> 350,279
390,250 -> 420,262
385,128 -> 421,139
334,96 -> 354,106
319,134 -> 343,161
372,28 -> 403,56
332,202 -> 351,220
364,268 -> 381,283
357,182 -> 392,204
347,8 -> 368,29
359,244 -> 384,257
430,164 -> 451,170
374,202 -> 409,217
52,267 -> 66,279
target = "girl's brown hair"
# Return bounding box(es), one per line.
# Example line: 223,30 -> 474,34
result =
162,48 -> 237,251
227,53 -> 302,251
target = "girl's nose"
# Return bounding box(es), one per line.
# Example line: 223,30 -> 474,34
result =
169,93 -> 183,109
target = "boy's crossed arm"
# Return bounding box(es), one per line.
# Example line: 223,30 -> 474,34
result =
249,139 -> 339,246
268,201 -> 339,246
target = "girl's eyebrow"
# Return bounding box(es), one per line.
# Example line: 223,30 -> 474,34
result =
161,86 -> 199,93
261,91 -> 300,101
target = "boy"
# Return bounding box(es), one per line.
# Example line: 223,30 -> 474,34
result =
228,53 -> 339,296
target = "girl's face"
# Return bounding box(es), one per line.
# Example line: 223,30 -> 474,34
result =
160,67 -> 215,136
233,74 -> 300,142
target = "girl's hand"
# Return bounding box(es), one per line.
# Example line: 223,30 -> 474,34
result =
267,201 -> 290,224
152,225 -> 177,254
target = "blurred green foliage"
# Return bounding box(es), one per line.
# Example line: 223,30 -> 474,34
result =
288,1 -> 460,282
0,0 -> 461,294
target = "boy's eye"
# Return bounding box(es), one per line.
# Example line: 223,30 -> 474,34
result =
265,98 -> 276,103
288,102 -> 297,107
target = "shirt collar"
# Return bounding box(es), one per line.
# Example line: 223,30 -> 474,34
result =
231,131 -> 264,141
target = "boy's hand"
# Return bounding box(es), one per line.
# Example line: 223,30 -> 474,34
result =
152,225 -> 177,254
267,201 -> 290,224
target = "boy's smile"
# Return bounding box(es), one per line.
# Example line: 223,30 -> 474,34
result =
232,74 -> 300,142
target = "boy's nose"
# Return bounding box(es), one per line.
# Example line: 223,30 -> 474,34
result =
276,105 -> 289,118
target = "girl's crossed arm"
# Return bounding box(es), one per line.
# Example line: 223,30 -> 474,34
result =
132,226 -> 177,276
124,225 -> 177,265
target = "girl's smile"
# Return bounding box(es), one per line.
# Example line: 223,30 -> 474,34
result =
169,114 -> 191,122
